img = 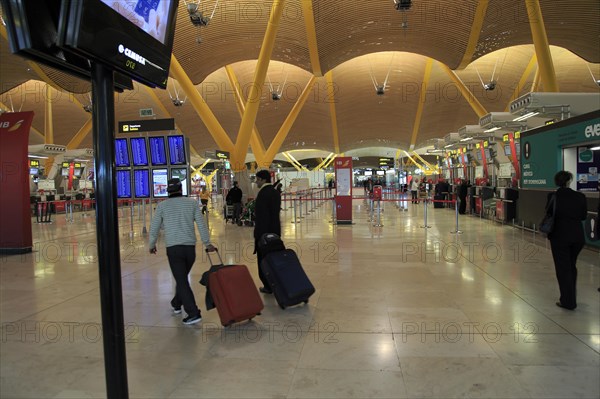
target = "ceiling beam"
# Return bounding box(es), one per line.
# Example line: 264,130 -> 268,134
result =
232,0 -> 287,171
66,118 -> 93,150
301,0 -> 323,76
457,0 -> 490,70
224,65 -> 266,164
262,76 -> 317,168
409,58 -> 433,150
440,63 -> 488,118
142,85 -> 201,159
505,54 -> 537,111
325,72 -> 340,154
169,55 -> 234,154
525,0 -> 559,92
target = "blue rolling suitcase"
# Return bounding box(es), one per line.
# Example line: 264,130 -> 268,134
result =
261,249 -> 315,309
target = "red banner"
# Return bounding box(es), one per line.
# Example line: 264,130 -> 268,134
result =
334,156 -> 353,224
508,133 -> 521,180
0,111 -> 35,253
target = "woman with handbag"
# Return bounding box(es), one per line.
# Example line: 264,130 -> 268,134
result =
544,171 -> 587,310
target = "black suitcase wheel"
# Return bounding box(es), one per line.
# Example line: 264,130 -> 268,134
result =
279,304 -> 286,310
303,300 -> 309,304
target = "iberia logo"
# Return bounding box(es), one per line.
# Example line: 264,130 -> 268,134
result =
7,119 -> 24,132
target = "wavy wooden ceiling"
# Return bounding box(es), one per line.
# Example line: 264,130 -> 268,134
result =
0,0 -> 599,160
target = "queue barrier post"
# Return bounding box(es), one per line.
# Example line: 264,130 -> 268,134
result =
129,201 -> 135,238
291,195 -> 299,224
373,199 -> 383,227
142,199 -> 147,235
419,198 -> 431,229
450,199 -> 463,234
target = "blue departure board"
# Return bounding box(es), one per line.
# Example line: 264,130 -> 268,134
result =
116,170 -> 132,198
115,138 -> 130,167
130,137 -> 149,166
149,137 -> 167,166
134,169 -> 150,198
167,135 -> 186,165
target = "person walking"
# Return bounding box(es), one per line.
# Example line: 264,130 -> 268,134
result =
545,171 -> 587,310
253,170 -> 281,294
199,186 -> 210,214
149,178 -> 215,325
410,177 -> 419,204
226,181 -> 243,224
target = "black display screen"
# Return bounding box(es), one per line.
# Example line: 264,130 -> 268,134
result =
60,0 -> 179,89
149,136 -> 167,166
115,138 -> 130,167
133,169 -> 150,198
167,135 -> 186,165
130,137 -> 149,166
116,169 -> 132,198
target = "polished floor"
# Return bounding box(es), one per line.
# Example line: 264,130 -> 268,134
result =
1,195 -> 599,398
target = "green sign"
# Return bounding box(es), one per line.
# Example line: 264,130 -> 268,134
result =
520,112 -> 600,189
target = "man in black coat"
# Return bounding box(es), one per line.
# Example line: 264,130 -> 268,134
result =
254,170 -> 281,293
225,181 -> 243,223
545,171 -> 587,310
458,179 -> 469,214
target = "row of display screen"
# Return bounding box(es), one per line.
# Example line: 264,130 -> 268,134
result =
445,145 -> 521,166
116,168 -> 188,199
115,135 -> 186,167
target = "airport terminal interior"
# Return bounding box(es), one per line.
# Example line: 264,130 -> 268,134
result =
1,0 -> 600,398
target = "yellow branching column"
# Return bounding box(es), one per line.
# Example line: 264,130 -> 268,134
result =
231,0 -> 287,172
525,0 -> 559,92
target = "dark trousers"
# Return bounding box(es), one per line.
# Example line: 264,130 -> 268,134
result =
458,196 -> 467,214
255,243 -> 271,290
166,245 -> 200,317
232,202 -> 242,222
550,240 -> 583,309
411,190 -> 418,203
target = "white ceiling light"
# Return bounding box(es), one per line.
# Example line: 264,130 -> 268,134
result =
512,111 -> 539,122
483,126 -> 502,133
460,137 -> 473,142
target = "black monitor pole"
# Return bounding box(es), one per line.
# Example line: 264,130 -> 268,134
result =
91,62 -> 129,398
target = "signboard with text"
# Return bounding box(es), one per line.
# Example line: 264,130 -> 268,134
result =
520,111 -> 600,189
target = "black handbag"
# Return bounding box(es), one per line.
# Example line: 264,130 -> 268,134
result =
539,194 -> 556,235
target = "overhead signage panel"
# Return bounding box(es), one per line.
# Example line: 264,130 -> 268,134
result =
118,118 -> 174,133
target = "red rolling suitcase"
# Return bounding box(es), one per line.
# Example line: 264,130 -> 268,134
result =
202,249 -> 263,327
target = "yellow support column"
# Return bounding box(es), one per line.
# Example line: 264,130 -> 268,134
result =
440,62 -> 488,118
232,0 -> 287,171
170,55 -> 234,153
66,118 -> 93,149
325,72 -> 340,154
525,0 -> 558,92
505,54 -> 537,111
530,66 -> 541,92
262,76 -> 317,167
224,66 -> 266,165
301,0 -> 322,76
409,59 -> 433,150
457,0 -> 490,69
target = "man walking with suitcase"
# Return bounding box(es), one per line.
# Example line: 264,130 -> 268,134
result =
253,170 -> 281,294
149,178 -> 215,325
225,181 -> 243,224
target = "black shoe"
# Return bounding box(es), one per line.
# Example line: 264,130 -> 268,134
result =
259,287 -> 273,294
555,302 -> 576,310
183,314 -> 202,325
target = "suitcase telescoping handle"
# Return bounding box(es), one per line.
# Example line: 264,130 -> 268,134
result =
205,247 -> 224,266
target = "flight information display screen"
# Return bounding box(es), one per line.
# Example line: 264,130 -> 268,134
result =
167,135 -> 186,165
116,170 -> 132,198
149,136 -> 167,165
115,138 -> 130,167
130,137 -> 149,166
133,169 -> 150,198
